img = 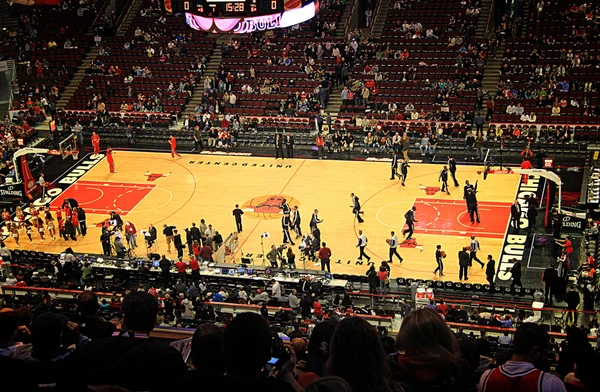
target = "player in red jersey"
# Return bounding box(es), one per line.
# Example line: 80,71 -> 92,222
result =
106,147 -> 115,173
520,158 -> 532,184
91,132 -> 101,156
169,134 -> 181,158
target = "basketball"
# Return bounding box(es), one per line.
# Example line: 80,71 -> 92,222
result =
441,251 -> 447,258
386,239 -> 390,244
477,170 -> 483,175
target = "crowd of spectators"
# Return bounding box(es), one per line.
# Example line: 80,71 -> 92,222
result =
1,285 -> 598,391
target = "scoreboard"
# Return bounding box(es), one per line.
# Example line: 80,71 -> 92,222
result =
168,0 -> 319,34
172,0 -> 310,17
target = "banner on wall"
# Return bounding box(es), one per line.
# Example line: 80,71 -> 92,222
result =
20,156 -> 38,199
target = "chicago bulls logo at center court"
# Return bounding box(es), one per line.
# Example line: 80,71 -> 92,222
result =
241,195 -> 300,220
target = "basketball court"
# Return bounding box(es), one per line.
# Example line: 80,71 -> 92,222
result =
7,151 -> 522,283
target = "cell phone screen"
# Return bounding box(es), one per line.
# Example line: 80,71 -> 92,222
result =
267,357 -> 278,365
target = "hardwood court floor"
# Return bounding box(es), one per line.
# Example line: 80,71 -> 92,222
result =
10,151 -> 521,283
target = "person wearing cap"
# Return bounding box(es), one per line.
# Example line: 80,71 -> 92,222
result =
66,291 -> 187,390
296,319 -> 339,387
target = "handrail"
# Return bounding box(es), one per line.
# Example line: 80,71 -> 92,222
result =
484,0 -> 495,36
343,0 -> 357,39
369,0 -> 382,37
115,0 -> 135,34
1,285 -> 113,298
92,0 -> 112,27
490,121 -> 600,128
446,322 -> 598,342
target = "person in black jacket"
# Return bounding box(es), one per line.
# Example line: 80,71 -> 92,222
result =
542,263 -> 558,304
485,255 -> 495,287
565,285 -> 581,324
350,193 -> 364,223
510,200 -> 521,232
390,151 -> 399,180
300,295 -> 313,319
439,166 -> 450,194
509,258 -> 522,288
76,290 -> 116,340
274,133 -> 284,159
232,204 -> 244,232
366,265 -> 378,293
285,132 -> 294,158
64,292 -> 187,391
159,255 -> 172,288
145,223 -> 157,247
173,229 -> 183,258
448,156 -> 459,186
458,247 -> 470,280
185,228 -> 193,255
190,222 -> 201,243
77,207 -> 87,236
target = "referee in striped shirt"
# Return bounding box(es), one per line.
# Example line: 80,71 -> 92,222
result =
469,235 -> 484,268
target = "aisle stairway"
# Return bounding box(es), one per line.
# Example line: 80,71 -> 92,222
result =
55,0 -> 142,111
117,0 -> 143,35
475,0 -> 493,39
178,46 -> 223,123
0,2 -> 19,32
54,47 -> 100,109
370,0 -> 391,39
334,0 -> 355,39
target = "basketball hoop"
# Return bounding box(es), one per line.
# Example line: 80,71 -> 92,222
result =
58,134 -> 79,160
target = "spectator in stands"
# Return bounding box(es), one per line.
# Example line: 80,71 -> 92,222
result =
181,323 -> 225,387
395,308 -> 473,390
76,291 -> 116,340
66,291 -> 187,391
0,309 -> 30,359
288,289 -> 300,314
565,286 -> 581,325
564,350 -> 600,392
297,319 -> 338,387
250,289 -> 270,305
498,331 -> 512,346
27,312 -> 78,384
479,323 -> 566,392
556,326 -> 592,380
221,313 -> 300,391
325,317 -> 403,392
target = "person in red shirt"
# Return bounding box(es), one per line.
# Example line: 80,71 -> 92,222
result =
313,296 -> 323,317
91,132 -> 101,156
192,240 -> 201,261
520,158 -> 532,184
555,235 -> 573,267
189,257 -> 200,282
106,147 -> 115,173
199,243 -> 213,262
318,242 -> 332,272
316,133 -> 324,159
586,252 -> 595,268
169,135 -> 181,158
71,210 -> 80,236
175,257 -> 187,282
377,266 -> 389,294
436,299 -> 448,316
